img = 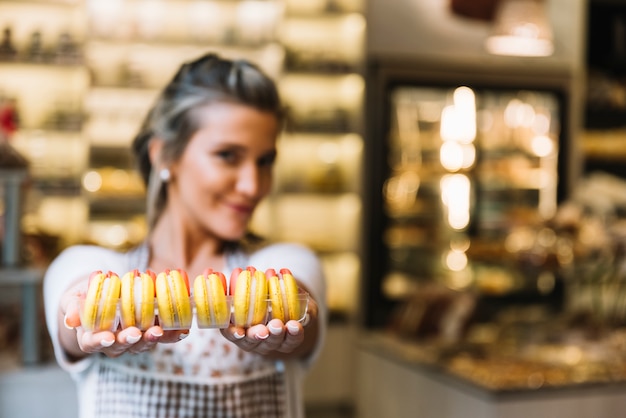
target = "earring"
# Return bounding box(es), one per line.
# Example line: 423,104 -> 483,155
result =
159,168 -> 170,182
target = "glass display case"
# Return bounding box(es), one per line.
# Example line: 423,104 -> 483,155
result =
361,62 -> 573,331
385,85 -> 561,283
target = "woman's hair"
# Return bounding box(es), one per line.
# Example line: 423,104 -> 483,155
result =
131,53 -> 284,229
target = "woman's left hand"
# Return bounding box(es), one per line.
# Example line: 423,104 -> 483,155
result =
220,298 -> 318,358
221,319 -> 303,356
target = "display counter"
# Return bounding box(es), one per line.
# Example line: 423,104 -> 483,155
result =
356,331 -> 626,418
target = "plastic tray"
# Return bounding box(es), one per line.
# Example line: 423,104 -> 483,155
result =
78,292 -> 309,332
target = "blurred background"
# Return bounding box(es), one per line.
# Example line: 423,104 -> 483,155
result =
0,1 -> 364,416
0,0 -> 366,317
5,0 -> 626,417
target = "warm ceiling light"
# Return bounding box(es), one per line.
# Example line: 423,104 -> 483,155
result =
485,0 -> 554,57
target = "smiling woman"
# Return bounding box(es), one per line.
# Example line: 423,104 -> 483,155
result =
43,53 -> 327,418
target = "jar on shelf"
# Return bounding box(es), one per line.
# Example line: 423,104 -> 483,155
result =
0,27 -> 17,61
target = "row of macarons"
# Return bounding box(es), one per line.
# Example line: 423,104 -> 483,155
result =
79,267 -> 308,332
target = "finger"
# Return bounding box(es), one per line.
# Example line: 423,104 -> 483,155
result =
264,319 -> 286,347
117,327 -> 142,346
78,330 -> 116,354
220,325 -> 247,344
127,328 -> 161,353
267,319 -> 285,339
94,328 -> 159,358
248,323 -> 270,342
274,320 -> 304,353
158,329 -> 190,344
287,319 -> 303,336
139,325 -> 163,342
220,325 -> 263,352
237,325 -> 265,351
254,319 -> 285,355
63,298 -> 82,329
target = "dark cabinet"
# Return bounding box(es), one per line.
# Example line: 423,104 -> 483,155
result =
583,0 -> 626,177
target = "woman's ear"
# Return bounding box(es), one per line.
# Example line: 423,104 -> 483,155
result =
148,138 -> 165,167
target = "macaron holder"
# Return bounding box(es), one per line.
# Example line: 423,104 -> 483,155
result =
78,291 -> 310,332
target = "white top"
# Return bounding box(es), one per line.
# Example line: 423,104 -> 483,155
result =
44,242 -> 327,418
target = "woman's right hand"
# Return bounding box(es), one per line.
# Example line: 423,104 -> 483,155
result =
60,289 -> 189,359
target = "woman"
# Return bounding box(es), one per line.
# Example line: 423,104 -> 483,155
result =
44,53 -> 326,418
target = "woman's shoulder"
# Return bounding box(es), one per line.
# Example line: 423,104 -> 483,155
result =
248,241 -> 318,262
47,244 -> 128,273
55,244 -> 123,261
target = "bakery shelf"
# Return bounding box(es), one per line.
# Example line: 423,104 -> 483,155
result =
251,192 -> 362,253
280,14 -> 365,74
273,132 -> 363,194
0,0 -> 80,7
81,217 -> 147,250
0,57 -> 83,67
0,0 -> 365,322
86,195 -> 146,217
85,36 -> 278,51
85,0 -> 284,49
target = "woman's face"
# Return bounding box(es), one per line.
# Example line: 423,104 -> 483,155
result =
168,102 -> 279,241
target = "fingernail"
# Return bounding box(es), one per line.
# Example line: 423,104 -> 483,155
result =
268,324 -> 283,336
63,316 -> 74,330
150,330 -> 163,338
101,338 -> 115,347
178,333 -> 189,340
126,334 -> 141,344
287,324 -> 300,336
233,330 -> 245,340
255,333 -> 269,340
